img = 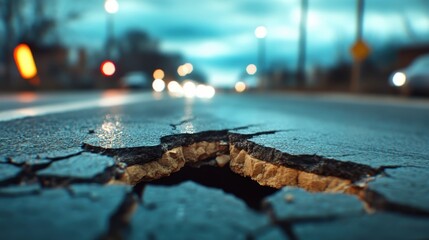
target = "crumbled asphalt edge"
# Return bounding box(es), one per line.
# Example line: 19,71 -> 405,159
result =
228,133 -> 380,182
81,125 -> 259,166
82,129 -> 379,181
82,130 -> 232,166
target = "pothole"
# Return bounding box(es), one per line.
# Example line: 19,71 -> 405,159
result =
148,165 -> 279,211
2,128 -> 428,240
82,129 -> 429,218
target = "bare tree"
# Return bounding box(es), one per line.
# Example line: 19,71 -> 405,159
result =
0,0 -> 87,88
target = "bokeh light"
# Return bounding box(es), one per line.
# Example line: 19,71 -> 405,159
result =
104,0 -> 119,14
177,63 -> 193,77
183,81 -> 197,98
254,26 -> 267,39
101,60 -> 116,76
203,85 -> 216,99
167,81 -> 183,94
235,81 -> 247,93
196,84 -> 206,98
196,84 -> 216,99
13,44 -> 38,80
153,69 -> 165,79
177,65 -> 187,77
392,72 -> 407,87
246,64 -> 257,75
184,63 -> 193,74
152,79 -> 166,92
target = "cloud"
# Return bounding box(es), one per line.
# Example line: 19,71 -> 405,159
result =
59,0 -> 429,86
233,0 -> 292,16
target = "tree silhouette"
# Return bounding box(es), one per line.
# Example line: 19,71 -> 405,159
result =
0,0 -> 86,87
117,29 -> 183,80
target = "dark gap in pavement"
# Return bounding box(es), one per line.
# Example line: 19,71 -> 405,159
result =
262,202 -> 298,240
99,191 -> 138,240
362,189 -> 429,217
132,181 -> 146,202
148,165 -> 279,211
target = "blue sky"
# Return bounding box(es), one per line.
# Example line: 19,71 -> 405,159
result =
60,0 -> 429,86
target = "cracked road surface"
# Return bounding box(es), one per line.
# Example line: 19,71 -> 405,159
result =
1,91 -> 429,239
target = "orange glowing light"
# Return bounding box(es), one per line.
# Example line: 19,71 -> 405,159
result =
184,63 -> 193,74
153,69 -> 165,79
177,65 -> 187,77
13,44 -> 38,81
101,60 -> 116,76
235,81 -> 246,93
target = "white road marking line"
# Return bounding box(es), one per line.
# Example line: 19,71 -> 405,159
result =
0,93 -> 155,122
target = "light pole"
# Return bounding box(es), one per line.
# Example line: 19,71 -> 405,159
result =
350,0 -> 366,92
254,26 -> 267,89
297,0 -> 308,87
104,0 -> 118,59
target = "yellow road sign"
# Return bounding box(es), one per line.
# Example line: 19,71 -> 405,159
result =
350,40 -> 371,61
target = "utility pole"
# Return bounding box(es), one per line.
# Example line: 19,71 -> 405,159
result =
258,35 -> 266,81
104,0 -> 118,59
297,0 -> 308,87
3,0 -> 16,88
350,0 -> 366,92
255,26 -> 267,89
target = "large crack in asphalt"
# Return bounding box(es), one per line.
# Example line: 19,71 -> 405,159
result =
99,191 -> 138,240
82,129 -> 382,195
2,128 -> 429,240
82,128 -> 429,240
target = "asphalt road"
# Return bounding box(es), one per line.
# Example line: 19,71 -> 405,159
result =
1,90 -> 429,239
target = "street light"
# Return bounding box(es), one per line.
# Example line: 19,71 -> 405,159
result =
254,26 -> 267,39
104,0 -> 118,59
100,60 -> 116,76
104,0 -> 119,14
13,43 -> 40,86
297,0 -> 308,87
254,26 -> 267,89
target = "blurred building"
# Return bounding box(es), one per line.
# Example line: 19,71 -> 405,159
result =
33,45 -> 69,89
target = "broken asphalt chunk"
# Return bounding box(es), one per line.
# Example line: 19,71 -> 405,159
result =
0,184 -> 131,240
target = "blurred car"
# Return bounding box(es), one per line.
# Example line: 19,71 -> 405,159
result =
120,71 -> 150,89
390,54 -> 429,95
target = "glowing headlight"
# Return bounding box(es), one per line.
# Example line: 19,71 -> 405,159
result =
392,72 -> 407,87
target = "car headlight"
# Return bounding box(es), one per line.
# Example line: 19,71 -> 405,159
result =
392,72 -> 407,87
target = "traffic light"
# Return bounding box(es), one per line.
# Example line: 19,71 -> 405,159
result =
100,60 -> 116,77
